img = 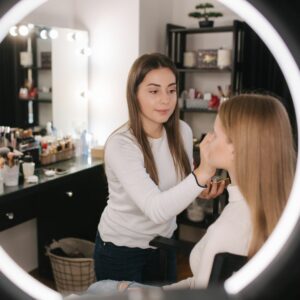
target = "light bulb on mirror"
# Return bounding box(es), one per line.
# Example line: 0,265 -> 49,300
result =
67,31 -> 77,42
49,29 -> 58,39
27,23 -> 34,30
9,25 -> 18,36
40,29 -> 48,39
80,47 -> 92,56
79,90 -> 91,100
18,25 -> 29,36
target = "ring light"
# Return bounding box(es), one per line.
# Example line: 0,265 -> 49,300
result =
0,0 -> 299,299
218,0 -> 300,296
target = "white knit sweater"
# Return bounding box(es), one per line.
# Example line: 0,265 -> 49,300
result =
163,185 -> 252,289
98,121 -> 204,249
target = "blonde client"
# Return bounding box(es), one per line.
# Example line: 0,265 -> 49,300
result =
82,93 -> 296,297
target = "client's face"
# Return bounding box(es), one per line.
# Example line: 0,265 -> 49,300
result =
207,115 -> 234,171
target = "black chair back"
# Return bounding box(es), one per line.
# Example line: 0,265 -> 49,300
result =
208,252 -> 248,286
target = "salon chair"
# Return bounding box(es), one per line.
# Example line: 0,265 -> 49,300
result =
150,186 -> 245,285
149,236 -> 247,286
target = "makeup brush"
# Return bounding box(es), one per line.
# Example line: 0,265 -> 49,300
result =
217,85 -> 225,97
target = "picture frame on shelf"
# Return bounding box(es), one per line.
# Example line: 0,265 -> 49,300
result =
197,49 -> 218,68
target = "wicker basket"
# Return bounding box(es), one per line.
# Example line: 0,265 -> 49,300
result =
46,238 -> 96,295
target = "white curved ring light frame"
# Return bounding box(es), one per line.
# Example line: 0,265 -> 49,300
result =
0,0 -> 299,299
218,0 -> 300,295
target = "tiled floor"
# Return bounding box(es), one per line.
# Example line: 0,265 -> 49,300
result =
29,253 -> 192,292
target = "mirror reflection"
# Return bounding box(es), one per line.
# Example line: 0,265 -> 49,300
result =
0,0 -> 296,298
0,23 -> 89,135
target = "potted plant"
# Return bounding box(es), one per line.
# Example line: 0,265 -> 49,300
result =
188,3 -> 223,28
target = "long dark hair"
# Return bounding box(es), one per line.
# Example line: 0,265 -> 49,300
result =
126,53 -> 191,184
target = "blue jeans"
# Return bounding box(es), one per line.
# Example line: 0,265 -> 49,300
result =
93,231 -> 176,284
86,280 -> 158,297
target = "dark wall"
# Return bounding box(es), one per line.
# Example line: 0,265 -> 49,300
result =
239,22 -> 298,147
247,0 -> 300,68
0,35 -> 18,126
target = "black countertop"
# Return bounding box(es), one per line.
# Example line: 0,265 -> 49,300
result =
0,156 -> 104,203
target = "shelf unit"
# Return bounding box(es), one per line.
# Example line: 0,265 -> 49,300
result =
21,66 -> 51,70
177,211 -> 216,229
15,36 -> 39,127
177,67 -> 232,73
19,98 -> 52,103
166,21 -> 243,118
17,36 -> 53,127
166,23 -> 241,231
168,25 -> 235,34
180,108 -> 217,114
19,66 -> 52,105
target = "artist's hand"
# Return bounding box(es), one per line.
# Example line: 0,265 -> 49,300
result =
0,156 -> 5,168
199,179 -> 226,200
193,133 -> 216,186
117,281 -> 130,292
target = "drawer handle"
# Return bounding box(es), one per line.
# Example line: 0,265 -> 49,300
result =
66,191 -> 73,198
6,212 -> 14,220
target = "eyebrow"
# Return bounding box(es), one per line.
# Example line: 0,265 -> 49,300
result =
146,83 -> 176,87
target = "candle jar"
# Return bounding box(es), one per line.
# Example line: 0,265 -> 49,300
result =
0,169 -> 4,193
187,200 -> 205,222
183,51 -> 196,68
3,159 -> 19,186
217,48 -> 232,69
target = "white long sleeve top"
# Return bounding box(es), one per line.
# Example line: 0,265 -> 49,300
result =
99,121 -> 204,249
163,184 -> 252,290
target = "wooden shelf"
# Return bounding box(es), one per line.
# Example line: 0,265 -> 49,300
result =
19,98 -> 52,103
37,67 -> 51,70
177,67 -> 231,73
180,108 -> 218,113
169,25 -> 234,34
21,66 -> 51,70
37,99 -> 52,103
178,212 -> 216,229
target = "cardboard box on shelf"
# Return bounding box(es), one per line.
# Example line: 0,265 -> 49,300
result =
91,146 -> 104,159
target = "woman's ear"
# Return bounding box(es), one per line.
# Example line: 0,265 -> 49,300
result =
229,143 -> 235,161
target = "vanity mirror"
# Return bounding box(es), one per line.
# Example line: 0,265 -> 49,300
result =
0,0 -> 299,300
0,22 -> 89,137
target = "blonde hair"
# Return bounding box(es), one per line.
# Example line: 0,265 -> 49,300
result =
125,53 -> 191,184
219,94 -> 296,257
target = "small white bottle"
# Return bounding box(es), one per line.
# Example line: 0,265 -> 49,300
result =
46,122 -> 52,136
81,130 -> 89,156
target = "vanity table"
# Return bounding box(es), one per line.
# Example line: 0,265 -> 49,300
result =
0,156 -> 108,277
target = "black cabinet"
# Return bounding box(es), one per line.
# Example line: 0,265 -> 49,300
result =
0,159 -> 108,278
36,165 -> 108,277
0,195 -> 36,231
